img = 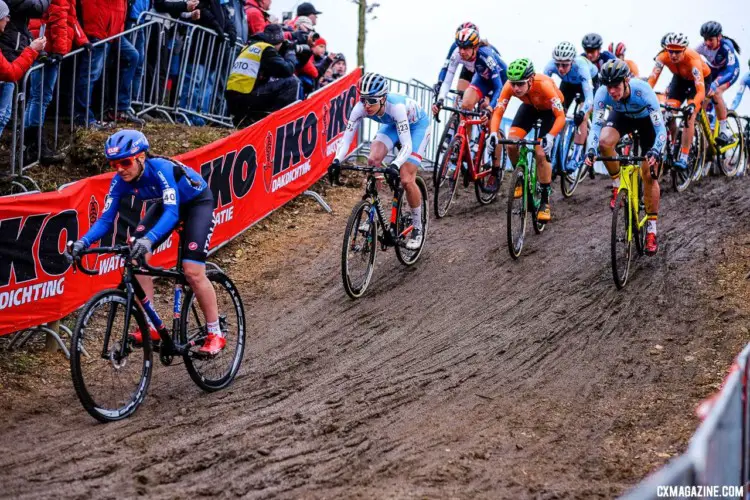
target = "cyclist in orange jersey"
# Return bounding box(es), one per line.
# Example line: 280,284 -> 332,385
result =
489,58 -> 566,222
609,41 -> 640,76
648,32 -> 712,174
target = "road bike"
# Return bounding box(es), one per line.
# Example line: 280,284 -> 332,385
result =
499,120 -> 547,260
338,164 -> 428,299
433,106 -> 505,218
69,227 -> 246,422
601,154 -> 649,289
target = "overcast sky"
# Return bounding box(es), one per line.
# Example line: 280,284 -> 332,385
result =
274,0 -> 750,114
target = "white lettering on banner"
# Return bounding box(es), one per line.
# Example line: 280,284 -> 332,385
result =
215,206 -> 234,225
656,485 -> 744,497
98,255 -> 125,275
154,236 -> 173,255
0,278 -> 65,311
272,161 -> 311,192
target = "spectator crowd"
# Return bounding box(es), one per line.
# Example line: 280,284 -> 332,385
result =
0,0 -> 349,166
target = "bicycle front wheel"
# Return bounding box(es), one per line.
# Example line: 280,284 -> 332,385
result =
434,135 -> 462,218
433,113 -> 459,188
506,167 -> 527,259
611,187 -> 633,289
671,128 -> 693,192
70,289 -> 153,423
181,270 -> 246,392
559,123 -> 581,198
341,199 -> 378,299
396,176 -> 429,266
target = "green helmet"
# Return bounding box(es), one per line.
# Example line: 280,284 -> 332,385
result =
507,58 -> 535,82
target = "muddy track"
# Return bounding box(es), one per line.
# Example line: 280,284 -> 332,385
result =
2,173 -> 749,499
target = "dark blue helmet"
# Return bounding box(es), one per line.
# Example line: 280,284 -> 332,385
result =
105,129 -> 150,160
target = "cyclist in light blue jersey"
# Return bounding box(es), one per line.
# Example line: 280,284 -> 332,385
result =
696,21 -> 742,143
330,73 -> 431,250
433,21 -> 479,97
730,61 -> 750,110
584,60 -> 666,256
545,41 -> 598,171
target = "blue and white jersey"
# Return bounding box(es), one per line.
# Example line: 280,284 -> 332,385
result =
731,72 -> 750,110
581,50 -> 616,70
543,56 -> 597,113
590,78 -> 667,153
335,93 -> 430,167
438,44 -> 506,107
696,38 -> 741,90
82,157 -> 208,247
437,42 -> 460,85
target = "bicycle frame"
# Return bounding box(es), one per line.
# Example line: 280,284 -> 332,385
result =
599,156 -> 648,241
698,108 -> 740,155
440,105 -> 494,183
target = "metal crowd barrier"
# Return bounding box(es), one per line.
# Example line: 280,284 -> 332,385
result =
621,343 -> 750,499
5,13 -> 244,185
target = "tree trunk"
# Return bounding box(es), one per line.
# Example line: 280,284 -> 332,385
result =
357,0 -> 366,68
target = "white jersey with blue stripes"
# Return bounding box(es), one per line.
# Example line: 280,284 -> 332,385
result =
334,93 -> 429,167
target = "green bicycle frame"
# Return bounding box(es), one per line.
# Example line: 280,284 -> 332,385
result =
518,144 -> 541,211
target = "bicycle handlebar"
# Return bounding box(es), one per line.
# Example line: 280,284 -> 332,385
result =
68,240 -> 170,276
439,105 -> 484,118
340,165 -> 391,174
495,138 -> 541,146
660,103 -> 690,114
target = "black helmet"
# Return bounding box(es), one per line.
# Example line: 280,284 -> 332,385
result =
599,59 -> 631,86
700,21 -> 722,38
582,33 -> 603,50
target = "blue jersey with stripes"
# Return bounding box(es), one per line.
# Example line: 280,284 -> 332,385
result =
543,56 -> 597,113
590,78 -> 667,153
471,45 -> 507,107
82,157 -> 209,247
696,39 -> 741,89
581,50 -> 615,70
731,72 -> 750,109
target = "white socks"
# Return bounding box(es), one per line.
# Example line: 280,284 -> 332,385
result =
411,206 -> 422,231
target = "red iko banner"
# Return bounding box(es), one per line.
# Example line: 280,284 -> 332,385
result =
0,70 -> 361,336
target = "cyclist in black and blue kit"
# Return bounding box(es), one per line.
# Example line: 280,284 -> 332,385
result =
67,130 -> 225,355
730,60 -> 750,110
696,21 -> 742,143
581,33 -> 616,72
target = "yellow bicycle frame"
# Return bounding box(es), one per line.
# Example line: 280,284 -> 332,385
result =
698,108 -> 739,155
618,162 -> 647,242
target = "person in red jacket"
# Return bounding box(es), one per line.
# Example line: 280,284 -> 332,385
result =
0,0 -> 46,137
74,0 -> 142,128
245,0 -> 270,37
25,0 -> 88,164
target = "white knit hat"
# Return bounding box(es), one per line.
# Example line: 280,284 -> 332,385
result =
0,1 -> 10,19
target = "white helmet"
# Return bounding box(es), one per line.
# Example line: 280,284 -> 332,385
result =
553,41 -> 577,62
662,32 -> 689,50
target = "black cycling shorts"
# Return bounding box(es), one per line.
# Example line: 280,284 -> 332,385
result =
560,81 -> 584,110
459,66 -> 474,82
511,103 -> 556,137
134,188 -> 216,264
604,111 -> 657,153
665,73 -> 715,103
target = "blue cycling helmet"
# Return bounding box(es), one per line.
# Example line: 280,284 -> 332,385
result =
358,72 -> 389,98
105,129 -> 150,161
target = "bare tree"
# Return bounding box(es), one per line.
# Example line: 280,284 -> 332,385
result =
350,0 -> 380,68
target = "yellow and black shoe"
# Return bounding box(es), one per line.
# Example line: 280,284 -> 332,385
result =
537,202 -> 551,222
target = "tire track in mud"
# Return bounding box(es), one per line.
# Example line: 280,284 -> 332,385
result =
1,174 -> 749,499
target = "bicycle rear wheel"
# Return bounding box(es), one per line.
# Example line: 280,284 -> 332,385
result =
559,122 -> 581,197
611,188 -> 633,289
671,128 -> 693,192
506,167 -> 527,260
341,199 -> 378,298
434,135 -> 462,218
181,270 -> 246,392
70,289 -> 153,422
396,176 -> 429,265
718,111 -> 745,177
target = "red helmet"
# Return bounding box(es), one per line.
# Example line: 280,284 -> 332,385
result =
608,42 -> 626,57
457,21 -> 478,32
